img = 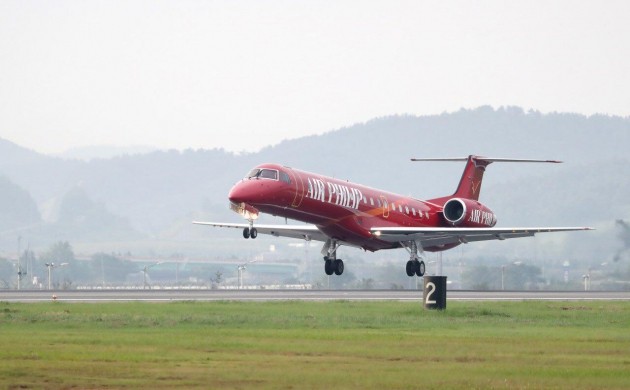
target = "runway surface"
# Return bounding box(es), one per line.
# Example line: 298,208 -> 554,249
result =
1,289 -> 629,303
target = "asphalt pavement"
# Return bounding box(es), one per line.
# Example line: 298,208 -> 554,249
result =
1,289 -> 628,303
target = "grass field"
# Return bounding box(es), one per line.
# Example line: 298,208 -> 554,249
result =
1,300 -> 629,389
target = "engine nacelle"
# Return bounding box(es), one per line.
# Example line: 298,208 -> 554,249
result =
442,198 -> 497,227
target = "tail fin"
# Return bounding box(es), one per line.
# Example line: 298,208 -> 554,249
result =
411,156 -> 562,201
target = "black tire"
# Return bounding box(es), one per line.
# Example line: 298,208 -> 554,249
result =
250,228 -> 258,239
242,228 -> 250,239
334,259 -> 344,276
416,260 -> 426,277
324,259 -> 334,275
406,260 -> 415,277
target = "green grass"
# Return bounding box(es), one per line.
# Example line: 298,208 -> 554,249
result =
1,300 -> 629,389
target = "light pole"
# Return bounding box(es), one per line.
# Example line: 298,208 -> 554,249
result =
45,263 -> 68,290
142,261 -> 162,289
237,259 -> 257,289
17,236 -> 21,290
17,265 -> 26,290
582,270 -> 591,291
501,261 -> 522,290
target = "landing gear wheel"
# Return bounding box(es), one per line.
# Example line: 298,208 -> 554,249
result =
324,259 -> 334,275
406,260 -> 426,277
415,260 -> 425,277
250,227 -> 258,239
242,228 -> 250,239
333,259 -> 344,276
406,260 -> 415,277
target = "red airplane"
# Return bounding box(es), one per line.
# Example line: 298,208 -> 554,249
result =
194,156 -> 592,277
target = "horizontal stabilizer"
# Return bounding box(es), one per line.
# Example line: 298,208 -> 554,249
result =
410,155 -> 562,200
411,157 -> 562,163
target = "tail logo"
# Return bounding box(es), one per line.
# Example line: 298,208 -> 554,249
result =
471,179 -> 481,195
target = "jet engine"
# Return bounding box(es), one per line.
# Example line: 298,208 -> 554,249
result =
442,198 -> 497,228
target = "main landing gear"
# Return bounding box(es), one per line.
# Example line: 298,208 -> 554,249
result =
322,239 -> 344,276
324,257 -> 344,276
405,258 -> 425,277
403,241 -> 426,277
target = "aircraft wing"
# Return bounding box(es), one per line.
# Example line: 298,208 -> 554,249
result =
371,226 -> 593,247
193,221 -> 328,242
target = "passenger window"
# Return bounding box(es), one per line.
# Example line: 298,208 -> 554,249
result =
405,206 -> 409,214
412,208 -> 416,216
370,198 -> 374,206
399,205 -> 403,213
391,203 -> 396,210
377,199 -> 382,207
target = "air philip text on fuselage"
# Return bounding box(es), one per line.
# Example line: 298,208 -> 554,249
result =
306,177 -> 364,210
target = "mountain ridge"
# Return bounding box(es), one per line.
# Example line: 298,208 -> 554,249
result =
1,106 -> 628,258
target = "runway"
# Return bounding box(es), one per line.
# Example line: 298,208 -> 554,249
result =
1,289 -> 629,303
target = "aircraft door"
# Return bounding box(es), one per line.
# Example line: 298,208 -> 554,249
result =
380,195 -> 389,218
288,168 -> 305,208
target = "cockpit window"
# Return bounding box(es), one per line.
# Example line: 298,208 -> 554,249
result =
245,168 -> 278,180
259,169 -> 278,180
279,171 -> 291,184
246,169 -> 261,179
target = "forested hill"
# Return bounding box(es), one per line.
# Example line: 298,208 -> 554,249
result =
0,106 -> 629,256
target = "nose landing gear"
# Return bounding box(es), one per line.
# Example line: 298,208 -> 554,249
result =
242,220 -> 258,239
242,227 -> 258,239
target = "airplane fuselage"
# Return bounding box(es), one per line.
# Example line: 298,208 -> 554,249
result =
228,163 -> 495,252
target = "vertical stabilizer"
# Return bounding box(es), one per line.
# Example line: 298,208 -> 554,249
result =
452,156 -> 491,200
410,156 -> 490,201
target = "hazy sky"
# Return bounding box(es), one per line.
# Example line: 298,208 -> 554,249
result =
1,1 -> 629,154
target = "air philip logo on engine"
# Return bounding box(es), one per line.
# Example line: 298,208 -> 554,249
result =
306,177 -> 363,210
468,209 -> 496,226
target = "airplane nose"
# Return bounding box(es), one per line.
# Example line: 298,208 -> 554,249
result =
228,183 -> 247,204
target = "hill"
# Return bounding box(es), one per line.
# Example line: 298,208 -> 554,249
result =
0,106 -> 628,265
